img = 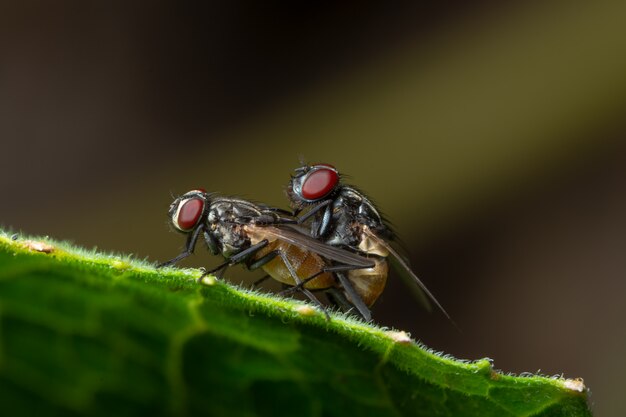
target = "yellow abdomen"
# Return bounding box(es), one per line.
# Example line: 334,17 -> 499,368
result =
346,258 -> 388,307
255,241 -> 335,290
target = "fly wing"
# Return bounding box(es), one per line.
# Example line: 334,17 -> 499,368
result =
245,224 -> 375,268
362,228 -> 453,321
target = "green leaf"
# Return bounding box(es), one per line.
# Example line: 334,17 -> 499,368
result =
0,232 -> 591,417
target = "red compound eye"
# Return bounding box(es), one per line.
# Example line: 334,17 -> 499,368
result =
301,167 -> 339,200
176,198 -> 204,231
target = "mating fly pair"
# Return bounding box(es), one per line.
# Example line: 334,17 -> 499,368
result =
160,164 -> 450,321
158,191 -> 376,318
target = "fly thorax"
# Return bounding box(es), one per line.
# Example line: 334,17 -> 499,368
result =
212,203 -> 230,220
216,223 -> 248,254
325,208 -> 359,245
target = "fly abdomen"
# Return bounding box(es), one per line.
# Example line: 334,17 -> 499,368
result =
346,258 -> 388,307
258,242 -> 335,290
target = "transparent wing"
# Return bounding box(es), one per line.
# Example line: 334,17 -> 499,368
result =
362,228 -> 453,321
245,224 -> 375,268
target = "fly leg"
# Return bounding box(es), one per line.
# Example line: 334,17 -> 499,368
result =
280,263 -> 372,321
294,200 -> 333,237
198,240 -> 269,283
157,225 -> 204,268
280,263 -> 365,294
246,249 -> 278,270
326,287 -> 360,316
245,249 -> 330,319
276,250 -> 330,320
251,274 -> 271,288
295,199 -> 332,224
245,251 -> 280,288
334,272 -> 372,321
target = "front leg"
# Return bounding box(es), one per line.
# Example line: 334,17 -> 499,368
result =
315,203 -> 334,238
157,225 -> 204,268
301,202 -> 333,239
296,199 -> 332,223
203,230 -> 220,255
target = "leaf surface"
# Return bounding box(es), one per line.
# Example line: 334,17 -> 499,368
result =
0,233 -> 591,416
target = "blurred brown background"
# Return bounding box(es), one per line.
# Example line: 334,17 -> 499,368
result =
1,1 -> 625,415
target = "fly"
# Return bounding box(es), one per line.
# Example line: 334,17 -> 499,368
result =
286,163 -> 452,322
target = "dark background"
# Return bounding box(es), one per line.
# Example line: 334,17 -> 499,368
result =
1,2 -> 625,415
